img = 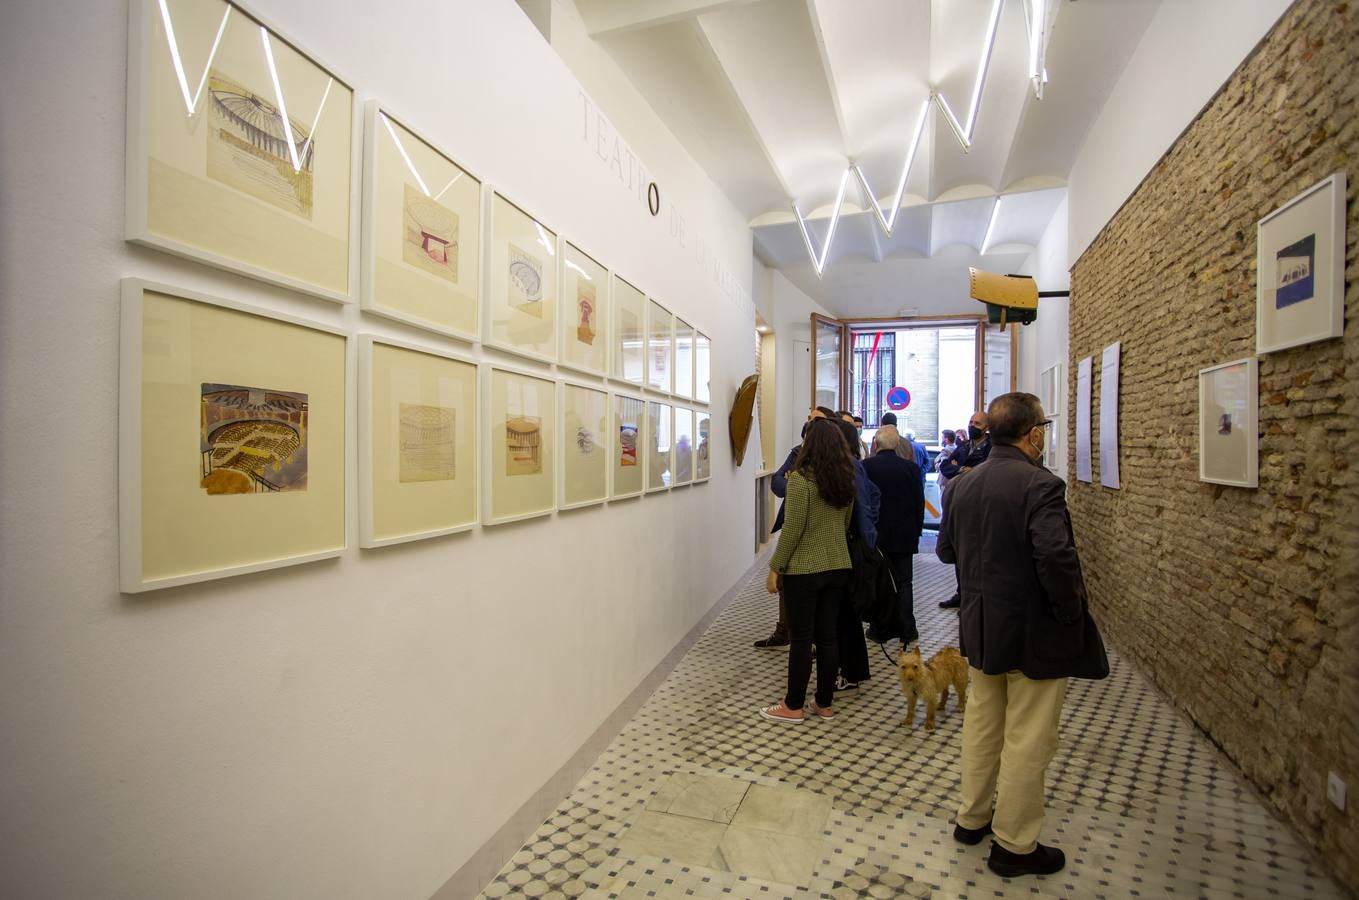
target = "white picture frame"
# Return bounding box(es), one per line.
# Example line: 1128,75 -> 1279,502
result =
125,0 -> 359,304
558,242 -> 609,378
484,191 -> 559,365
1199,357 -> 1258,488
360,100 -> 482,343
119,278 -> 349,593
694,331 -> 711,405
359,335 -> 478,548
694,408 -> 712,482
483,364 -> 556,525
1256,172 -> 1346,354
645,400 -> 672,493
610,391 -> 646,500
674,318 -> 695,400
558,380 -> 609,510
672,406 -> 695,486
646,299 -> 674,395
611,274 -> 646,387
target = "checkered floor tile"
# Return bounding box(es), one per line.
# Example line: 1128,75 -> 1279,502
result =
479,535 -> 1344,899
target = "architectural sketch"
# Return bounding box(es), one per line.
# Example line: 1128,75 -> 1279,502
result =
506,416 -> 542,475
619,424 -> 638,467
206,72 -> 314,219
398,403 -> 456,482
575,425 -> 596,454
576,282 -> 596,345
200,383 -> 309,493
508,243 -> 544,317
402,184 -> 459,282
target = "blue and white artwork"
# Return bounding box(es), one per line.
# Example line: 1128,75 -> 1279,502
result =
1275,233 -> 1315,309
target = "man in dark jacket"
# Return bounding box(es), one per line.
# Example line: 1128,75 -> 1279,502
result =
937,409 -> 992,609
936,392 -> 1108,880
862,425 -> 924,645
756,407 -> 837,649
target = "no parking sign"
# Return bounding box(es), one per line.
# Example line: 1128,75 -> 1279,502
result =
886,386 -> 911,410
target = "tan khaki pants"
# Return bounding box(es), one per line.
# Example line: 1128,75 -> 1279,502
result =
956,668 -> 1068,854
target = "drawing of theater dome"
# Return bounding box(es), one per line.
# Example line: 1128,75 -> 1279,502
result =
210,86 -> 314,171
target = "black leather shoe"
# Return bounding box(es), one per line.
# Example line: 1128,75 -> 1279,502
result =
754,631 -> 790,650
952,821 -> 992,845
939,595 -> 961,609
986,842 -> 1065,877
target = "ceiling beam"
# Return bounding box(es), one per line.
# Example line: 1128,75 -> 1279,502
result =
803,0 -> 850,157
579,0 -> 757,38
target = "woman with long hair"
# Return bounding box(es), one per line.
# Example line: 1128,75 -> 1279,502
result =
761,418 -> 857,721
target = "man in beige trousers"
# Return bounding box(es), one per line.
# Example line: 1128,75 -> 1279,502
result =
936,392 -> 1109,878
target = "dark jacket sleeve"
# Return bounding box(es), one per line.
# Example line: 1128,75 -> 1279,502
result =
938,444 -> 964,479
770,446 -> 799,499
1029,475 -> 1085,625
906,462 -> 925,545
935,479 -> 957,564
852,462 -> 879,549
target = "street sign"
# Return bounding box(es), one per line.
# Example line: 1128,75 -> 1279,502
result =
886,386 -> 911,410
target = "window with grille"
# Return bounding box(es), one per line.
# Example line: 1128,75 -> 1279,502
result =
852,332 -> 895,425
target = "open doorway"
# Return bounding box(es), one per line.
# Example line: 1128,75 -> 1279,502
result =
809,314 -> 1015,527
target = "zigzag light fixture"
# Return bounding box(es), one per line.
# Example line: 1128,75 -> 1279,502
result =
795,0 -> 1049,275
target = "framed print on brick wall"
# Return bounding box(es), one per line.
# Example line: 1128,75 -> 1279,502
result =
485,192 -> 558,364
1256,172 -> 1346,354
361,102 -> 481,342
1198,357 -> 1258,488
484,365 -> 556,525
126,0 -> 357,303
559,381 -> 608,510
559,242 -> 608,377
359,336 -> 478,548
119,279 -> 348,592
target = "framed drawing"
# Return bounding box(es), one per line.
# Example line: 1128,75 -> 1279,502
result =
485,192 -> 558,363
1037,362 -> 1064,472
484,365 -> 556,524
1199,357 -> 1258,488
674,318 -> 695,400
119,279 -> 347,592
611,392 -> 645,500
612,275 -> 646,386
646,400 -> 672,492
359,336 -> 478,548
694,331 -> 711,404
647,300 -> 674,394
672,407 -> 694,486
694,409 -> 711,482
559,243 -> 608,376
361,102 -> 481,341
1257,172 -> 1346,354
559,381 -> 609,510
126,0 -> 357,303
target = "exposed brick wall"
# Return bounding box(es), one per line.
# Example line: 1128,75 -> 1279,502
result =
1067,0 -> 1358,892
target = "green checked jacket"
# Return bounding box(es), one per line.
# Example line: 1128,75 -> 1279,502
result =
769,471 -> 854,575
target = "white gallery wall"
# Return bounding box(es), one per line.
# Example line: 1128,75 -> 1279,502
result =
1067,0 -> 1293,262
763,263 -> 835,455
0,1 -> 755,898
1017,195 -> 1071,481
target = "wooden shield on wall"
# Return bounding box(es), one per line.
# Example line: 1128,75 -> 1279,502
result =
728,374 -> 759,466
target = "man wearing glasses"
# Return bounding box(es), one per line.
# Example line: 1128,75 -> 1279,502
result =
936,392 -> 1108,878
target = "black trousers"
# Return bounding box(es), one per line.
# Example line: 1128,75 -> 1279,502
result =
783,569 -> 849,709
886,551 -> 917,641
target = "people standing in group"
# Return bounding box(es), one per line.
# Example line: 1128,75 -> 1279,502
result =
760,418 -> 860,722
874,413 -> 927,488
862,425 -> 925,647
936,392 -> 1108,878
833,416 -> 878,692
852,415 -> 870,458
935,430 -> 958,477
756,406 -> 837,650
937,410 -> 992,609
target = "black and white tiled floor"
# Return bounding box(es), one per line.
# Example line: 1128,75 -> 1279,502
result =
480,536 -> 1344,899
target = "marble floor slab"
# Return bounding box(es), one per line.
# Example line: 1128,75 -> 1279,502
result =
646,772 -> 750,824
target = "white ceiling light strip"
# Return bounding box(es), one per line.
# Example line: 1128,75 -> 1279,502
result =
794,0 -> 1050,275
793,169 -> 850,277
980,196 -> 1001,253
157,0 -> 232,115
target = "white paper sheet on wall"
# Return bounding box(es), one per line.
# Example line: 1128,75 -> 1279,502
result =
1076,356 -> 1093,483
1100,342 -> 1121,489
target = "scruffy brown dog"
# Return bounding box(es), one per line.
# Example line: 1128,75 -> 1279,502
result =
899,646 -> 969,730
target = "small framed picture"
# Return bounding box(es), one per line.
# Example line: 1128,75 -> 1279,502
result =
483,365 -> 556,525
1198,357 -> 1258,488
558,380 -> 609,510
559,242 -> 608,377
1256,172 -> 1345,354
485,192 -> 558,364
610,392 -> 645,500
694,409 -> 712,482
611,275 -> 646,387
645,400 -> 672,492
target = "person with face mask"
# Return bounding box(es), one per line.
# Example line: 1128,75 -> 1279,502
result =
937,410 -> 993,609
935,392 -> 1108,879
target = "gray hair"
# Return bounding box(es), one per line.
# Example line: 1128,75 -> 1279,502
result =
875,424 -> 901,451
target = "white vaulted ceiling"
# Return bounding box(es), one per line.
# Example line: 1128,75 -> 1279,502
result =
578,0 -> 1161,316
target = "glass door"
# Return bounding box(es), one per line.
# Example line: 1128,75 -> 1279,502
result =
811,314 -> 848,413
